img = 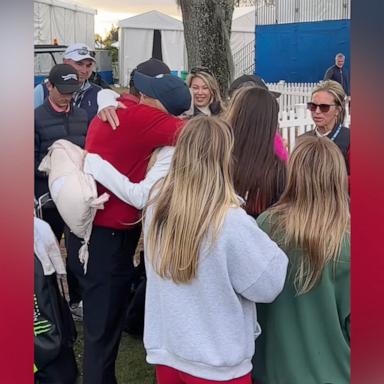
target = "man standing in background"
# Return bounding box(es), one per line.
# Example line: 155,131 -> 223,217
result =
324,53 -> 350,96
34,43 -> 102,125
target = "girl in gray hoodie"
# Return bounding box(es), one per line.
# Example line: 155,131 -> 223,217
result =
143,116 -> 288,383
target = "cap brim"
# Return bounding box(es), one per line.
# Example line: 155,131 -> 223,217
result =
55,84 -> 81,94
133,72 -> 158,99
65,53 -> 96,62
77,54 -> 96,62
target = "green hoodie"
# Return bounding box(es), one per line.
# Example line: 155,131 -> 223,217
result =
253,211 -> 350,384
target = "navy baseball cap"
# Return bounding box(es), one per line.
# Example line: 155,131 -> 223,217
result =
133,72 -> 192,116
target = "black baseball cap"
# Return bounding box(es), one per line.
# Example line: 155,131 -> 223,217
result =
136,58 -> 171,77
129,58 -> 171,89
133,72 -> 191,116
229,74 -> 281,98
48,64 -> 81,94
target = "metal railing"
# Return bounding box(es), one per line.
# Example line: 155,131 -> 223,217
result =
255,0 -> 351,25
233,39 -> 255,79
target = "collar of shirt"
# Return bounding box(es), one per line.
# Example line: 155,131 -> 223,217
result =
48,97 -> 70,113
315,126 -> 332,137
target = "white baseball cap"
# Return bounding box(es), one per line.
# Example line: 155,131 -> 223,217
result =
64,43 -> 96,62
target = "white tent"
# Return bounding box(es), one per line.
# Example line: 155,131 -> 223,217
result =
34,0 -> 97,78
231,7 -> 255,55
34,0 -> 96,48
118,8 -> 256,86
118,10 -> 186,86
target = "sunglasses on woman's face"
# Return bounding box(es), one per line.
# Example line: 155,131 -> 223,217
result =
190,66 -> 214,77
307,102 -> 336,113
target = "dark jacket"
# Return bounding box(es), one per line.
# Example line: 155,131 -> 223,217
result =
193,100 -> 223,117
72,81 -> 102,125
324,65 -> 350,95
35,99 -> 88,198
40,80 -> 102,125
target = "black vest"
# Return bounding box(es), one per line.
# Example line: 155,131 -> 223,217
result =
34,100 -> 88,197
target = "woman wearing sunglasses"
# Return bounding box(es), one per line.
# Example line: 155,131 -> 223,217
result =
302,80 -> 350,174
186,67 -> 225,117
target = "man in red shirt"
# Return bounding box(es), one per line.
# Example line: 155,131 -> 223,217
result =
67,71 -> 191,384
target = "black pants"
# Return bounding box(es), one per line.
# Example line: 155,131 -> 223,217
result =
42,207 -> 81,306
67,225 -> 141,384
42,207 -> 65,242
63,226 -> 82,306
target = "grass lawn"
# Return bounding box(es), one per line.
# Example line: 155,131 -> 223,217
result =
74,322 -> 156,384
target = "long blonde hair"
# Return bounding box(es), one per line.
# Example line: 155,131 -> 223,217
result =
186,71 -> 225,114
267,136 -> 350,294
146,116 -> 239,283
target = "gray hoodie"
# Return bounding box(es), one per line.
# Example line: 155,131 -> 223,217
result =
143,206 -> 288,381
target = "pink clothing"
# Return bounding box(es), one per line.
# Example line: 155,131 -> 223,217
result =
274,133 -> 289,162
156,365 -> 252,384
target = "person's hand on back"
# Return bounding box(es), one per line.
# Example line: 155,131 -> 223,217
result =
97,89 -> 127,130
98,102 -> 126,130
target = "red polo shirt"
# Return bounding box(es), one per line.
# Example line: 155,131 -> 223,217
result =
86,97 -> 184,229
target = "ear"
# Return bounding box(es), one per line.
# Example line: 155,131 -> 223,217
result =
46,80 -> 53,91
333,104 -> 341,115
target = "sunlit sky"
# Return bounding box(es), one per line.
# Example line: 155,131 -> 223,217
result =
70,0 -> 182,37
64,0 -> 253,38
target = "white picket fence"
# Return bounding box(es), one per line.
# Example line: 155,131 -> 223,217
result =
278,103 -> 351,153
265,82 -> 351,153
267,81 -> 318,112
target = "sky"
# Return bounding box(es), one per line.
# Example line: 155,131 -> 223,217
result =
65,0 -> 254,38
70,0 -> 182,37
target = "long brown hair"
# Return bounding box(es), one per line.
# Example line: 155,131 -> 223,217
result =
224,86 -> 287,216
267,136 -> 350,294
146,116 -> 240,283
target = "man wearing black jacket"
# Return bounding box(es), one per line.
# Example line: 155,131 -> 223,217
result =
324,53 -> 350,96
35,64 -> 88,318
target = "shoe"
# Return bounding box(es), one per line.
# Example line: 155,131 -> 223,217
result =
70,301 -> 83,321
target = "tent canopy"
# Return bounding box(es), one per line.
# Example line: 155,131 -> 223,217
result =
34,0 -> 96,76
231,7 -> 255,56
119,10 -> 183,31
232,6 -> 255,32
118,8 -> 257,86
118,10 -> 186,86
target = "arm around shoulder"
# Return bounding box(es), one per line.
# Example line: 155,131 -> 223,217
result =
97,89 -> 120,113
225,209 -> 288,303
84,146 -> 174,209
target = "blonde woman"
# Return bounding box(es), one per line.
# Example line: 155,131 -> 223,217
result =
143,116 -> 287,384
302,79 -> 350,174
253,136 -> 350,384
186,67 -> 225,116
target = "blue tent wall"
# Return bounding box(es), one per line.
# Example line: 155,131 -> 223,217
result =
255,20 -> 350,82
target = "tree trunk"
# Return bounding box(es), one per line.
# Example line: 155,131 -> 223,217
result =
177,0 -> 235,97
